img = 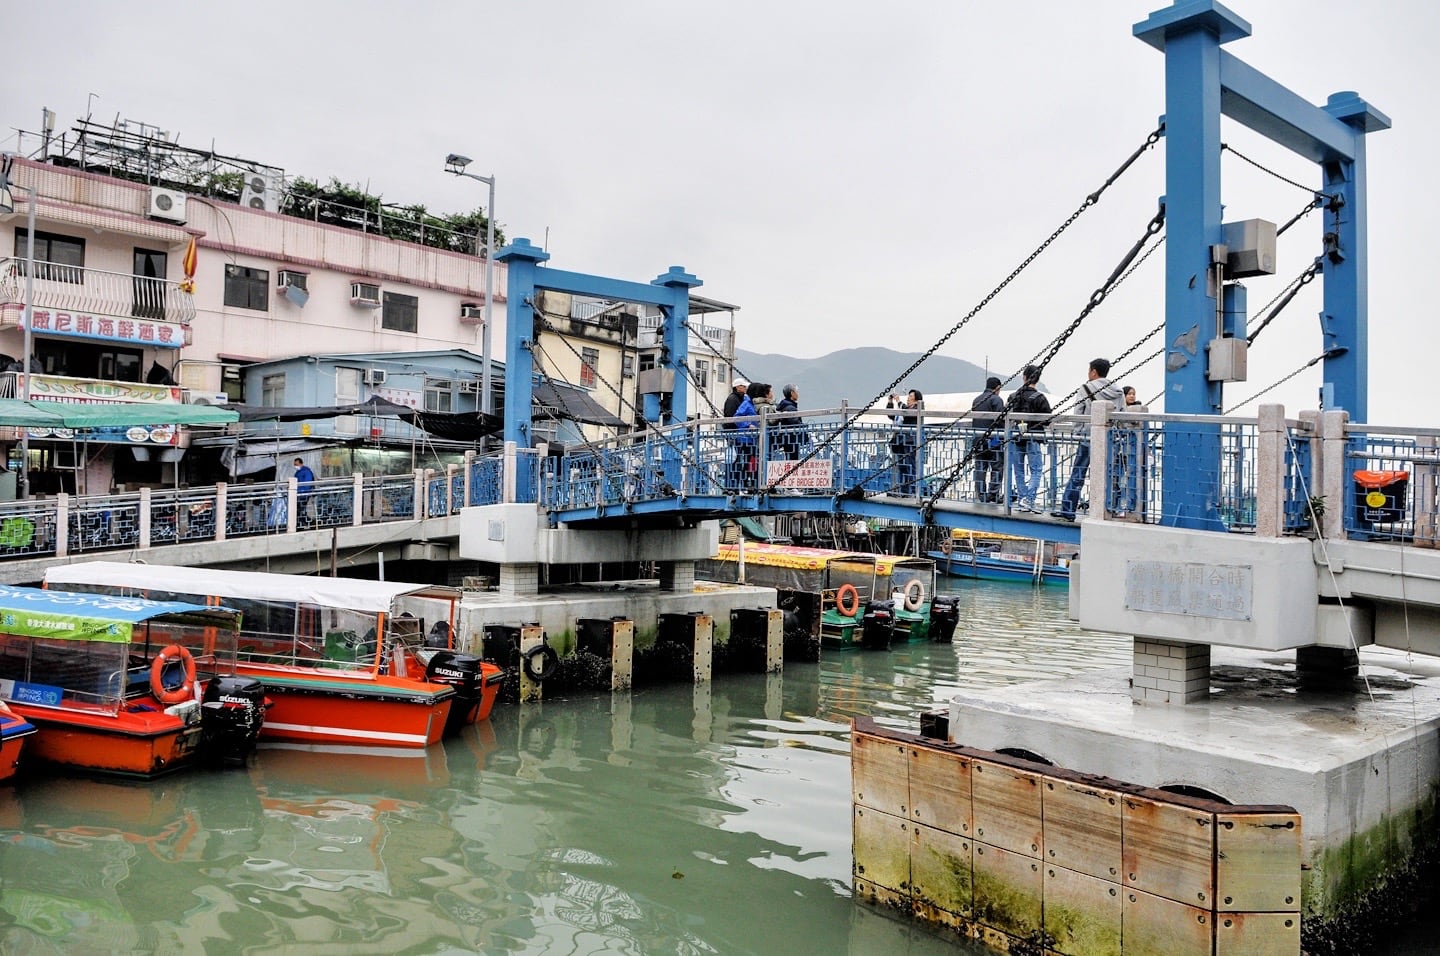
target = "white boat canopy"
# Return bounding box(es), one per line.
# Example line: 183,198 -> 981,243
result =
45,561 -> 456,614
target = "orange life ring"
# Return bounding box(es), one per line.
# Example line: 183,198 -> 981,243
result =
150,645 -> 197,705
940,540 -> 953,555
903,579 -> 926,612
835,583 -> 861,617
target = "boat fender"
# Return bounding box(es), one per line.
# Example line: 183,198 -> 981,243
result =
835,584 -> 860,618
522,643 -> 560,683
150,645 -> 197,705
903,579 -> 926,612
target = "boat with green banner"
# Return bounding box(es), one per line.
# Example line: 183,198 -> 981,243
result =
0,584 -> 266,778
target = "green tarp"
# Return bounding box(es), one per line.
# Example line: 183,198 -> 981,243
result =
0,399 -> 237,428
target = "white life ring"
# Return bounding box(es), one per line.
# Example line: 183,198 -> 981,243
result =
902,579 -> 925,612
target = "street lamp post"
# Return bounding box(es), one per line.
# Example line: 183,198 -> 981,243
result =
444,154 -> 496,417
0,158 -> 36,498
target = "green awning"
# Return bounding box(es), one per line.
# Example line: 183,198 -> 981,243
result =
0,399 -> 238,428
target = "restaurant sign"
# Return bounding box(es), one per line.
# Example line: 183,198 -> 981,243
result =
23,309 -> 184,349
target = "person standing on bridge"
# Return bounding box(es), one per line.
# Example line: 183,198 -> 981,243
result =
776,384 -> 807,460
970,376 -> 1006,503
732,383 -> 761,490
1009,365 -> 1050,513
294,457 -> 316,527
1053,358 -> 1122,522
887,389 -> 924,496
723,377 -> 750,488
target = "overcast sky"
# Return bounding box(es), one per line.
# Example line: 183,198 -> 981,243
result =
5,1 -> 1435,423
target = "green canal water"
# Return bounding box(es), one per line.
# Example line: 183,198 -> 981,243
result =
6,580 -> 1350,954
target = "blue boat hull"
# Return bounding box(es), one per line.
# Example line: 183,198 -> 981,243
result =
926,550 -> 1069,587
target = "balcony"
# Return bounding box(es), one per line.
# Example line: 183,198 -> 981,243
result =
0,257 -> 196,329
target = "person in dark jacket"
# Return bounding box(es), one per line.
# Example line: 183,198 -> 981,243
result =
1008,365 -> 1051,512
723,377 -> 750,487
732,383 -> 760,489
970,376 -> 1006,502
775,384 -> 807,460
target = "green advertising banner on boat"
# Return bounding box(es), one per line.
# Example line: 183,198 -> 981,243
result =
0,584 -> 219,643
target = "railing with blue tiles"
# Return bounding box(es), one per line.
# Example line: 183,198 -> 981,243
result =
1342,424 -> 1440,543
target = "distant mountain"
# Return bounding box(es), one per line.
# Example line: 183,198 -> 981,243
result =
732,347 -> 1004,412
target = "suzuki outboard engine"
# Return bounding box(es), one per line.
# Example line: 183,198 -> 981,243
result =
426,651 -> 485,735
200,675 -> 268,764
861,600 -> 896,650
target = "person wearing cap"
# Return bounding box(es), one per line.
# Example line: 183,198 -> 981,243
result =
970,376 -> 1006,503
722,377 -> 749,425
723,377 -> 750,488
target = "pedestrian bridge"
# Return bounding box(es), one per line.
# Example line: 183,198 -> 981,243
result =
0,402 -> 1432,582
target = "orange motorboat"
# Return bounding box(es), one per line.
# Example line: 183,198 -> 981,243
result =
0,700 -> 37,783
0,584 -> 266,778
46,563 -> 502,750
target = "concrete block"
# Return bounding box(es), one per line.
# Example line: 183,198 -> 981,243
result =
972,760 -> 1043,858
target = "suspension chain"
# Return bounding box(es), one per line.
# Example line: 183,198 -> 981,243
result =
1246,259 -> 1322,344
1224,351 -> 1329,413
922,204 -> 1167,506
532,306 -> 727,491
763,124 -> 1165,495
1222,144 -> 1339,204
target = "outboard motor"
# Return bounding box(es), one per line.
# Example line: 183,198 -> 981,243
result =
426,651 -> 485,735
861,600 -> 895,650
929,594 -> 961,644
200,675 -> 267,764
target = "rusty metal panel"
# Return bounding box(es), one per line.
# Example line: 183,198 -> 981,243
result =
853,806 -> 910,894
972,759 -> 1043,858
1043,778 -> 1123,883
971,841 -> 1043,940
1122,793 -> 1215,907
909,745 -> 970,837
911,822 -> 972,920
1122,887 -> 1214,956
1214,911 -> 1301,955
1215,811 -> 1301,912
852,731 -> 910,816
1044,863 -> 1121,956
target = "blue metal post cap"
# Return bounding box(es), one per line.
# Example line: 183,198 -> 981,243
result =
653,265 -> 702,289
1323,92 -> 1392,134
495,237 -> 551,263
1133,0 -> 1251,52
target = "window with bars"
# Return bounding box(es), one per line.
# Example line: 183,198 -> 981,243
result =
695,359 -> 709,388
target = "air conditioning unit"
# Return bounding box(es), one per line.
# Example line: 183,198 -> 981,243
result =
183,390 -> 231,405
350,282 -> 382,308
149,187 -> 188,223
363,368 -> 388,386
277,270 -> 308,291
460,303 -> 485,325
239,173 -> 276,212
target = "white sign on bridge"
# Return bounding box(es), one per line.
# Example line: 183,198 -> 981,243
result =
766,460 -> 833,490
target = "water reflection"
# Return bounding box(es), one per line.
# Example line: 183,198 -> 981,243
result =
0,583 -> 1120,955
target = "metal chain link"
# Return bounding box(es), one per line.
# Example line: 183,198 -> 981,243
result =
1246,259 -> 1322,344
1221,144 -> 1339,204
